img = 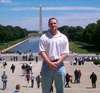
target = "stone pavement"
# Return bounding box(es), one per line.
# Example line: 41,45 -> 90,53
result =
0,60 -> 100,93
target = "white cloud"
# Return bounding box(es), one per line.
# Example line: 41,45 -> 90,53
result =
11,6 -> 100,12
15,17 -> 40,30
1,9 -> 100,30
1,17 -> 40,30
58,13 -> 100,27
43,6 -> 100,11
2,12 -> 100,30
11,7 -> 39,11
0,0 -> 12,3
30,12 -> 100,30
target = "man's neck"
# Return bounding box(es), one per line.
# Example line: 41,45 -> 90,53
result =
50,30 -> 58,36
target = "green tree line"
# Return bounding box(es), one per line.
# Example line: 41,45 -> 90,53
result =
0,19 -> 100,50
59,19 -> 100,49
0,25 -> 28,43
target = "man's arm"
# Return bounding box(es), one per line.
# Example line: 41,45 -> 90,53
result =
58,53 -> 68,63
39,51 -> 58,70
55,53 -> 69,67
39,51 -> 51,64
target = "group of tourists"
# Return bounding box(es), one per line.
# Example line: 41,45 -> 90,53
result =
74,56 -> 100,66
10,54 -> 39,62
0,62 -> 41,91
21,63 -> 41,88
64,70 -> 97,89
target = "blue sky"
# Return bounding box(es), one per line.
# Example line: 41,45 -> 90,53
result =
0,0 -> 100,31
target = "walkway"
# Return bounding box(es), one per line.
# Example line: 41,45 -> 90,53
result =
0,60 -> 100,93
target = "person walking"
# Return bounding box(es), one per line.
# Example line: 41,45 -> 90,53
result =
31,73 -> 34,88
74,69 -> 78,83
90,72 -> 97,88
10,64 -> 15,73
77,69 -> 81,83
39,17 -> 69,93
36,75 -> 41,88
36,56 -> 38,63
1,71 -> 7,90
3,62 -> 7,69
65,73 -> 70,88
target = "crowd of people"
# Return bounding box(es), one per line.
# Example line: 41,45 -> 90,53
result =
0,62 -> 98,92
21,62 -> 41,88
0,62 -> 42,91
73,56 -> 100,65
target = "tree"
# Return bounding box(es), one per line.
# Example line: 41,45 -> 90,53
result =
59,25 -> 83,41
0,24 -> 28,43
82,23 -> 96,44
93,20 -> 100,49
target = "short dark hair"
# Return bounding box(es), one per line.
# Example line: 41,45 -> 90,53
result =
48,17 -> 58,23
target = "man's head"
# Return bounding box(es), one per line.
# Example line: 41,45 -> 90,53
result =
48,17 -> 58,35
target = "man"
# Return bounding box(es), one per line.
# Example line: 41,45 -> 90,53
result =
31,73 -> 34,88
39,17 -> 69,93
1,71 -> 7,90
10,64 -> 15,73
90,72 -> 97,88
65,73 -> 70,88
36,74 -> 41,88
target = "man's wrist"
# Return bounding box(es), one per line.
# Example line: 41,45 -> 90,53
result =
47,61 -> 51,65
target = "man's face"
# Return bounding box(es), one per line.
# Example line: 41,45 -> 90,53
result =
48,19 -> 58,33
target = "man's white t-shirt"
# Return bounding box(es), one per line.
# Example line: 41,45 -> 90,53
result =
39,30 -> 69,61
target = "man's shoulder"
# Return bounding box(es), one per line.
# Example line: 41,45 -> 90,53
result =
40,32 -> 49,39
60,32 -> 68,39
40,33 -> 46,37
60,32 -> 66,36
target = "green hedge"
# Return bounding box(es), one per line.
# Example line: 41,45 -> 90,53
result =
93,60 -> 100,65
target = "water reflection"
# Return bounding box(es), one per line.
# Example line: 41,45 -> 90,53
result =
8,37 -> 39,53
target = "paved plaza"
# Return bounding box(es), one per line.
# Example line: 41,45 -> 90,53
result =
0,59 -> 100,93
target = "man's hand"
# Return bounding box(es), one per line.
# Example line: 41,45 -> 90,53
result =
48,61 -> 61,70
48,61 -> 58,70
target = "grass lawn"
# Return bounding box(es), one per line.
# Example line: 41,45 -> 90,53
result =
70,41 -> 98,53
0,37 -> 26,51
